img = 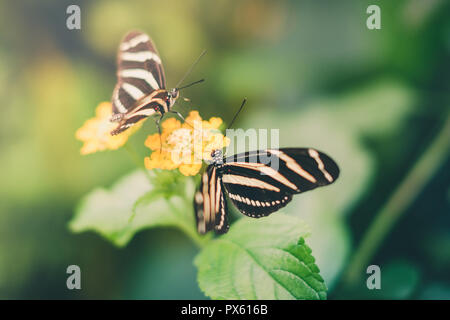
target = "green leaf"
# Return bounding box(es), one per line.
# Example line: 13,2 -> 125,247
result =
69,170 -> 195,247
194,214 -> 326,300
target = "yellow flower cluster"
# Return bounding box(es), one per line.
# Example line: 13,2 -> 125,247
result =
75,102 -> 141,155
76,104 -> 227,176
145,111 -> 229,176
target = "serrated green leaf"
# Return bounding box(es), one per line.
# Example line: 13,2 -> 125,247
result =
194,214 -> 326,300
69,170 -> 193,247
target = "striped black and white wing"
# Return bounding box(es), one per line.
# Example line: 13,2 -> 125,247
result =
194,166 -> 229,235
220,148 -> 339,218
111,31 -> 166,124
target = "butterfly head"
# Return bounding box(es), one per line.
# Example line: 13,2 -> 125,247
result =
167,88 -> 179,107
211,149 -> 223,164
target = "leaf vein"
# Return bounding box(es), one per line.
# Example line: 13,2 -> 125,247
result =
219,238 -> 302,299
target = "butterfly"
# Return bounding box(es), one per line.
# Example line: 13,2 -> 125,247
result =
194,147 -> 340,234
110,30 -> 203,136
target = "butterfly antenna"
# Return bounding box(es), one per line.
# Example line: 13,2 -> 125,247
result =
175,49 -> 207,88
228,98 -> 247,130
223,98 -> 247,159
177,79 -> 205,91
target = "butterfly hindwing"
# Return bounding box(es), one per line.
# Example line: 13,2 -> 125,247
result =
223,180 -> 293,218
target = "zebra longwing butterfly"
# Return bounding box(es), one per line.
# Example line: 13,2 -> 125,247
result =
110,31 -> 202,136
194,148 -> 339,234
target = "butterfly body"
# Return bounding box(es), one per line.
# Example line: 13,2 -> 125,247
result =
194,148 -> 340,234
110,31 -> 179,135
110,88 -> 179,135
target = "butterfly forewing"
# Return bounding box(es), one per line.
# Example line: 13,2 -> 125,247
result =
118,31 -> 166,90
110,31 -> 170,135
223,148 -> 339,191
194,167 -> 229,235
112,31 -> 166,114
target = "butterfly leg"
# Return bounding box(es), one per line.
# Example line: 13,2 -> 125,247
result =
170,110 -> 193,128
155,115 -> 164,152
110,113 -> 124,123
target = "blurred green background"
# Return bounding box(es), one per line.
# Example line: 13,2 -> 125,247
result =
0,0 -> 449,299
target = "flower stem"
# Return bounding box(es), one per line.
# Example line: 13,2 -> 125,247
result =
124,142 -> 153,184
342,112 -> 450,287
